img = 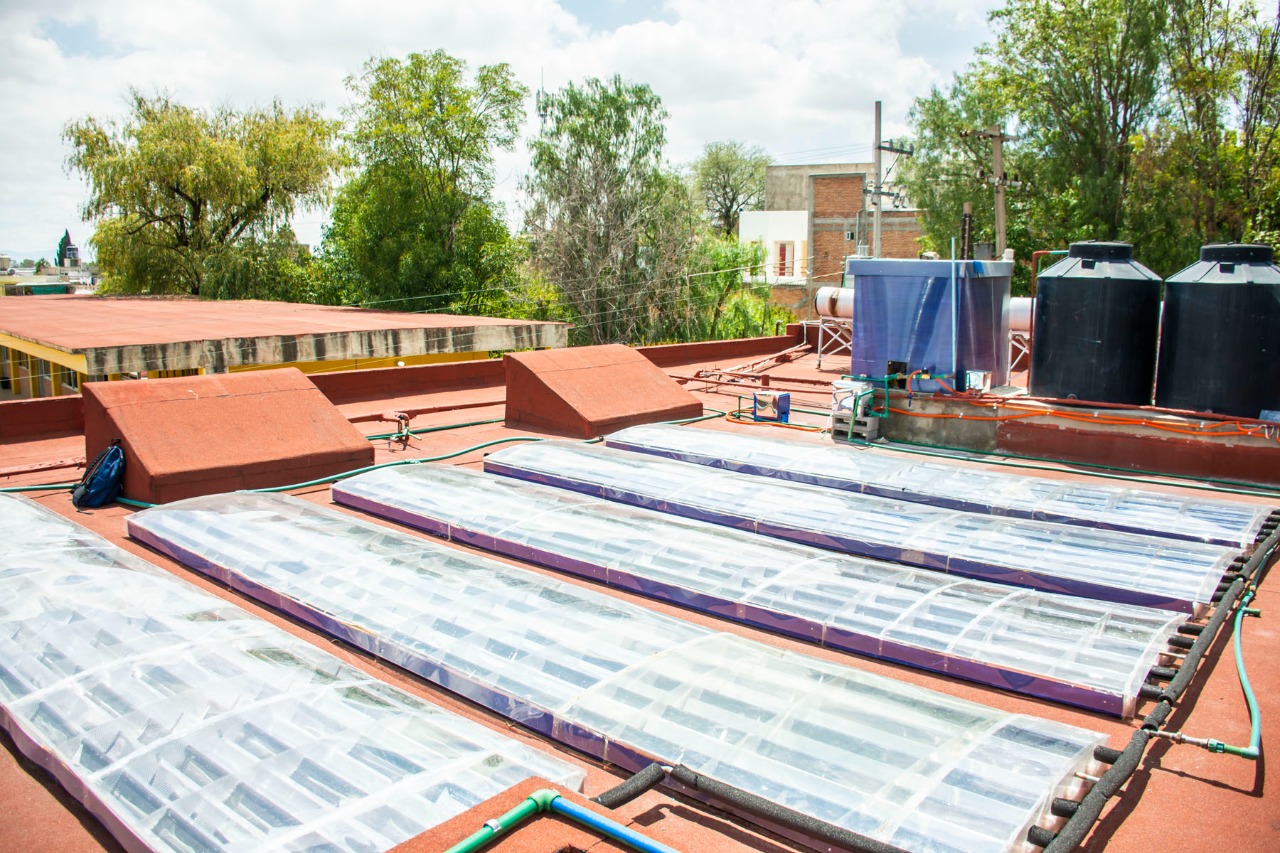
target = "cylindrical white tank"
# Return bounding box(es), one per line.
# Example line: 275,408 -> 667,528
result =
1010,296 -> 1033,333
815,286 -> 855,319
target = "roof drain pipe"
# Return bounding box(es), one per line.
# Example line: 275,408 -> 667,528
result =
444,789 -> 679,853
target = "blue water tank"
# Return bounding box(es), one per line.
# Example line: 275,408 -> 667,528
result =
845,258 -> 1013,391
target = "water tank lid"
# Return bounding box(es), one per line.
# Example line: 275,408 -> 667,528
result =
1199,243 -> 1274,264
1068,241 -> 1133,261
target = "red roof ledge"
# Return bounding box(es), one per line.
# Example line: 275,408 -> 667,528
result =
505,345 -> 704,439
82,368 -> 374,504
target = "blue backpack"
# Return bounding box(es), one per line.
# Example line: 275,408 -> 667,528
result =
72,440 -> 126,509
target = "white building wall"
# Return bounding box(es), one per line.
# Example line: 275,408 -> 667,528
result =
738,210 -> 810,283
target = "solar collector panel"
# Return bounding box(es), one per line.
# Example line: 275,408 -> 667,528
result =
483,441 -> 1236,614
606,424 -> 1272,547
0,495 -> 583,853
333,464 -> 1183,716
129,492 -> 1107,853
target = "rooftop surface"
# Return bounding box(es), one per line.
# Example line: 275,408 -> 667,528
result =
1,335 -> 1277,853
0,295 -> 567,350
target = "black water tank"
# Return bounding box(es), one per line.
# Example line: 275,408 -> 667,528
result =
1155,244 -> 1280,419
1029,241 -> 1162,404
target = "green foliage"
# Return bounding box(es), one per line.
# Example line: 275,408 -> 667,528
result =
65,91 -> 340,295
692,140 -> 770,236
55,230 -> 72,268
528,77 -> 794,344
984,0 -> 1167,239
326,50 -> 528,311
904,0 -> 1280,280
527,75 -> 680,345
1123,0 -> 1277,274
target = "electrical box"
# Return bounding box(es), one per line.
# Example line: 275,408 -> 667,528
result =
753,392 -> 790,423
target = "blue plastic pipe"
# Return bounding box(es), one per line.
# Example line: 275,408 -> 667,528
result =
548,797 -> 681,853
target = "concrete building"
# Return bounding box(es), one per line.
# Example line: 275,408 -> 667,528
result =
0,295 -> 568,399
740,162 -> 925,295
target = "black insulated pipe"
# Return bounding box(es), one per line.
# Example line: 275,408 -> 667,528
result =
1042,727 -> 1156,853
1146,666 -> 1178,682
1167,635 -> 1195,650
1027,825 -> 1057,848
668,765 -> 908,853
1093,745 -> 1124,765
591,763 -> 669,809
1051,798 -> 1080,819
1045,531 -> 1280,852
1138,684 -> 1164,701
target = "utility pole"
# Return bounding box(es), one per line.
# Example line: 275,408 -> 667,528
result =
961,126 -> 1018,257
866,100 -> 914,259
872,100 -> 882,258
990,125 -> 1007,257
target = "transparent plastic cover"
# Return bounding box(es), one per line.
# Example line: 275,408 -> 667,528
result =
606,424 -> 1271,547
0,495 -> 582,853
130,492 -> 1107,853
334,464 -> 1183,716
485,442 -> 1235,615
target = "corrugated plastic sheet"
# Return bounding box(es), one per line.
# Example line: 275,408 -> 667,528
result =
605,424 -> 1271,547
0,495 -> 583,853
601,425 -> 1269,545
333,464 -> 1184,716
128,492 -> 1107,853
483,442 -> 1237,615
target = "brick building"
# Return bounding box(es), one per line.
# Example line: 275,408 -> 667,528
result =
740,163 -> 924,288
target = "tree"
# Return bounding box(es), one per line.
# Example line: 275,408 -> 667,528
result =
527,76 -> 690,345
692,140 -> 770,236
900,71 -> 1040,291
55,230 -> 72,268
982,0 -> 1167,240
326,51 -> 527,311
65,91 -> 340,295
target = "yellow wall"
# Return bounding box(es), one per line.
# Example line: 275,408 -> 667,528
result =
0,336 -> 488,399
226,350 -> 480,375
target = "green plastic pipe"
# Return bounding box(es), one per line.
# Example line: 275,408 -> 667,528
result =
445,789 -> 678,853
365,417 -> 504,441
0,482 -> 78,493
1212,589 -> 1262,759
445,791 -> 546,853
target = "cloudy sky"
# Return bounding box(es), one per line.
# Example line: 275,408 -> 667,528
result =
0,0 -> 998,262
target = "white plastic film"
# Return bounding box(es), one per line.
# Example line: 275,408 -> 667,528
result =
333,464 -> 1183,716
484,441 -> 1236,615
0,495 -> 582,853
130,492 -> 1108,853
607,424 -> 1271,547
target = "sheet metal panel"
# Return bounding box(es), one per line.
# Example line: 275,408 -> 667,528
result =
0,494 -> 582,853
333,464 -> 1183,716
129,492 -> 1107,853
483,442 -> 1235,615
604,424 -> 1270,547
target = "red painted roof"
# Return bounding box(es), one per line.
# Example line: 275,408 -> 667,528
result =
1,335 -> 1276,853
0,295 -> 566,351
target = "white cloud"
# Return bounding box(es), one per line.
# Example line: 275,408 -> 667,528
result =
0,0 -> 997,258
